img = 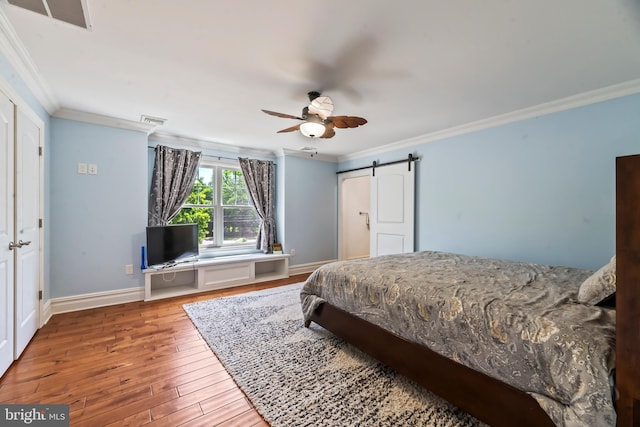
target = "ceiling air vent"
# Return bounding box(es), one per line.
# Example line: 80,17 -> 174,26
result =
299,146 -> 319,157
140,115 -> 167,127
8,0 -> 91,29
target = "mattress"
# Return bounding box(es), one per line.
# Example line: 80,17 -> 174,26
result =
300,251 -> 616,426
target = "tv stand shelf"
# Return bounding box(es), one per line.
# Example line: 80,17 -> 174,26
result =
143,253 -> 290,301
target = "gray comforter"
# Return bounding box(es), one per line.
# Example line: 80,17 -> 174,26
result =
300,251 -> 616,427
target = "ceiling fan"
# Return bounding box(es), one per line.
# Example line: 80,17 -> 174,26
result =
262,91 -> 367,138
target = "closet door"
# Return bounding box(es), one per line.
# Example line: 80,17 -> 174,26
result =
0,92 -> 15,376
14,108 -> 40,357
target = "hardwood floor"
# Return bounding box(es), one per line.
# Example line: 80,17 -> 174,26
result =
0,273 -> 310,426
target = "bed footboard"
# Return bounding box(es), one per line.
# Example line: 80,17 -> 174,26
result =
309,302 -> 555,427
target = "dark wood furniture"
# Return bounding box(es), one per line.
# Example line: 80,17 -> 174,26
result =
307,154 -> 640,426
616,154 -> 640,427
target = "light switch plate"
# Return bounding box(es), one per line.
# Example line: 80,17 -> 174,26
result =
78,163 -> 87,174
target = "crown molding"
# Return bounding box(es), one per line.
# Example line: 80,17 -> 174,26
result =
278,148 -> 337,163
53,107 -> 157,134
0,7 -> 58,113
339,78 -> 640,162
151,131 -> 277,159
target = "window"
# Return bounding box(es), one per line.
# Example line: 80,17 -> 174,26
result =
170,160 -> 260,251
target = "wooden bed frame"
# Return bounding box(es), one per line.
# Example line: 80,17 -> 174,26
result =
307,154 -> 640,426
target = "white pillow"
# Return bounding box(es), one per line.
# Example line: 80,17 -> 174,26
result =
578,255 -> 616,306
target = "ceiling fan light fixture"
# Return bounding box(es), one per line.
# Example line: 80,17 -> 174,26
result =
299,121 -> 326,138
262,92 -> 367,139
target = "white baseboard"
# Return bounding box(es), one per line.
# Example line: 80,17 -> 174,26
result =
288,260 -> 335,276
50,287 -> 145,315
45,262 -> 333,315
40,299 -> 52,327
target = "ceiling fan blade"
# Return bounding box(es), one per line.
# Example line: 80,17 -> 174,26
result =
329,115 -> 367,129
277,124 -> 302,133
262,109 -> 304,120
320,123 -> 336,138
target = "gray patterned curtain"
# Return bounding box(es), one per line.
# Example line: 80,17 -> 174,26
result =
148,145 -> 201,226
239,157 -> 277,253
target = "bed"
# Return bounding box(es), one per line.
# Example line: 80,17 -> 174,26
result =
300,154 -> 640,427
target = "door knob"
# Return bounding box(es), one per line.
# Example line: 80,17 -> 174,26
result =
8,241 -> 18,250
18,240 -> 31,247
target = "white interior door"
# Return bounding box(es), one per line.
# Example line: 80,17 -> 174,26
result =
0,92 -> 15,376
14,108 -> 40,358
370,162 -> 415,256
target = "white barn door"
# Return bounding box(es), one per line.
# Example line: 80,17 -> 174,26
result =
14,108 -> 40,358
0,92 -> 15,376
370,161 -> 415,256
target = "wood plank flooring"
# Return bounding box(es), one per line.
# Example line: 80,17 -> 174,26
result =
0,273 -> 310,426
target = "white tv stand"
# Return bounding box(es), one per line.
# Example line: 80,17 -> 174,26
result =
143,253 -> 290,301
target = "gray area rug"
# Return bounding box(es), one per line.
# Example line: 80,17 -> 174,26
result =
183,283 -> 483,426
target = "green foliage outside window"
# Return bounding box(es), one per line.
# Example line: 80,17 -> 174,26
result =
222,169 -> 250,205
170,168 -> 259,246
171,178 -> 212,243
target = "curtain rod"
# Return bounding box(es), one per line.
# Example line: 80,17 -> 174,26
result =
147,146 -> 239,163
336,154 -> 420,176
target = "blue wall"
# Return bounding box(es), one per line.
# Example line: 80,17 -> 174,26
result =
339,93 -> 640,270
280,155 -> 338,266
50,119 -> 148,298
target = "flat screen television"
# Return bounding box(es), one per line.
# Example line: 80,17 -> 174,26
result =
146,223 -> 199,267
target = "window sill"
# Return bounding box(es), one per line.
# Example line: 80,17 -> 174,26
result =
198,247 -> 262,259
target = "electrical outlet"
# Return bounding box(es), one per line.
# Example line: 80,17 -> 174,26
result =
88,163 -> 98,175
125,264 -> 133,275
290,249 -> 296,257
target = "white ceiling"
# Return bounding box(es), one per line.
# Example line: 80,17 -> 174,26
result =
1,0 -> 640,159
